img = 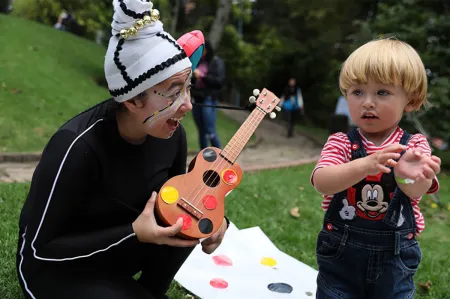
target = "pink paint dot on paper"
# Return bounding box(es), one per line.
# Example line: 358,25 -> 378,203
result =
212,254 -> 233,266
210,278 -> 228,289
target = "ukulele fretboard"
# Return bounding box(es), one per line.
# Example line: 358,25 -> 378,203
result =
220,108 -> 265,163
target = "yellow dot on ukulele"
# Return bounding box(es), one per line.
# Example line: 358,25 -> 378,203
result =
260,257 -> 277,267
161,186 -> 179,204
431,203 -> 438,209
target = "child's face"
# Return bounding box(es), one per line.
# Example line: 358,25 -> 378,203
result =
346,81 -> 414,135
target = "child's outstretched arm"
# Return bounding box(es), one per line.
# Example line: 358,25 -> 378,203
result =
313,144 -> 407,195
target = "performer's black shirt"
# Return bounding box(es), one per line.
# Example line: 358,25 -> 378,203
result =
18,99 -> 187,276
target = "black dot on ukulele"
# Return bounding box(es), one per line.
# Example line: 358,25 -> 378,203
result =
267,283 -> 293,294
198,218 -> 213,234
202,148 -> 217,162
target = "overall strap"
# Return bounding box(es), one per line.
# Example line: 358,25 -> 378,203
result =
399,130 -> 412,146
382,129 -> 416,229
324,128 -> 365,216
347,128 -> 367,160
395,130 -> 412,162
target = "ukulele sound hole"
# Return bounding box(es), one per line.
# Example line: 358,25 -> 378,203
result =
203,170 -> 220,187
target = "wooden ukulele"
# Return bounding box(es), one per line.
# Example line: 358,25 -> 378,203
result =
155,88 -> 281,239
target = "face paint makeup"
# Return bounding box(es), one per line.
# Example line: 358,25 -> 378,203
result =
142,71 -> 192,128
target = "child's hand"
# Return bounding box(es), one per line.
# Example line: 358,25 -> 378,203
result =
395,149 -> 441,182
364,144 -> 407,175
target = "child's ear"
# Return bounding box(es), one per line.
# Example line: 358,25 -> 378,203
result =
404,96 -> 417,112
404,103 -> 415,113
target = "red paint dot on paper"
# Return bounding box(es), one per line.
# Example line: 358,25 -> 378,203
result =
203,195 -> 217,210
178,214 -> 192,230
212,254 -> 233,266
210,278 -> 228,289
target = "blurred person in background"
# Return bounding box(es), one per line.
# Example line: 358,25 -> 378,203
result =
279,77 -> 304,138
190,40 -> 226,150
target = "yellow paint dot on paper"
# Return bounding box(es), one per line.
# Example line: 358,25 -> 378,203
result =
161,186 -> 179,204
260,257 -> 277,267
431,203 -> 437,209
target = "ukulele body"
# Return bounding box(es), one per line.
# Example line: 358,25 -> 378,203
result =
156,147 -> 242,239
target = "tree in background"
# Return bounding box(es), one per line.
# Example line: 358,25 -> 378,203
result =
9,0 -> 450,147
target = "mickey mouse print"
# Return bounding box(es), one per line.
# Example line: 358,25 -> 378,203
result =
339,172 -> 397,221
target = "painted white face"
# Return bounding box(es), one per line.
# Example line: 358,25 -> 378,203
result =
140,70 -> 192,139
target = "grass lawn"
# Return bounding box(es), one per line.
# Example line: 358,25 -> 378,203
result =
1,164 -> 449,298
0,14 -> 248,154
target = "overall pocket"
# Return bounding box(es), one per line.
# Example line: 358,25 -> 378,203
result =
396,242 -> 422,274
316,230 -> 344,260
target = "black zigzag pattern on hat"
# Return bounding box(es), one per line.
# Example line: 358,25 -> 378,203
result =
109,52 -> 187,97
156,32 -> 183,51
113,39 -> 133,85
109,31 -> 188,97
118,0 -> 150,19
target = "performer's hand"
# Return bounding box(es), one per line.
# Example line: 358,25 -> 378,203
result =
132,192 -> 200,247
201,218 -> 227,254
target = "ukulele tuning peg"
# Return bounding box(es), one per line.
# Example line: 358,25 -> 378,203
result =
270,112 -> 276,119
275,106 -> 281,112
253,89 -> 260,97
249,96 -> 256,103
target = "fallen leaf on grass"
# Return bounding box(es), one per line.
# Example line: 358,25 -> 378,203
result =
298,186 -> 305,191
11,88 -> 21,95
253,193 -> 259,198
290,207 -> 300,218
1,82 -> 6,89
418,280 -> 432,292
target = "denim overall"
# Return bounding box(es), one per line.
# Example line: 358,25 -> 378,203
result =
316,129 -> 422,299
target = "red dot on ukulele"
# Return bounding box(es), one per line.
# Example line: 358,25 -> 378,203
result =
178,214 -> 192,230
222,169 -> 237,185
210,278 -> 228,289
203,195 -> 217,210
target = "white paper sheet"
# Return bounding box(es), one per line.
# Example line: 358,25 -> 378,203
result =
174,223 -> 318,298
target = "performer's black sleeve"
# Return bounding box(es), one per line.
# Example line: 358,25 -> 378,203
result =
25,129 -> 136,261
169,125 -> 188,177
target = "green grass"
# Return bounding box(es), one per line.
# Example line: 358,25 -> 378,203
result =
1,165 -> 449,298
0,14 -> 247,154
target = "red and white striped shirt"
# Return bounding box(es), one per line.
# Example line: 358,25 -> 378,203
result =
311,127 -> 439,234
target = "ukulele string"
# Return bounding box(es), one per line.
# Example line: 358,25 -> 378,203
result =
196,96 -> 273,212
190,110 -> 262,212
197,113 -> 261,213
187,112 -> 259,210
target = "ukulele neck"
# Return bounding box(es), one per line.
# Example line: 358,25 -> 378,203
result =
220,107 -> 266,163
